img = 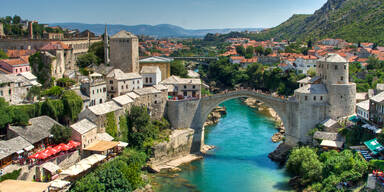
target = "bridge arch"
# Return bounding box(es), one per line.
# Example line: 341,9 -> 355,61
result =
189,90 -> 293,151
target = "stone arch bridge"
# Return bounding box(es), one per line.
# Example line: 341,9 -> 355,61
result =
166,90 -> 328,152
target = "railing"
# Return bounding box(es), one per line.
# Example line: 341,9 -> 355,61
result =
202,87 -> 289,101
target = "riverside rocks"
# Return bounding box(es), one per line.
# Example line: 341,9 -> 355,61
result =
204,106 -> 227,126
268,143 -> 292,163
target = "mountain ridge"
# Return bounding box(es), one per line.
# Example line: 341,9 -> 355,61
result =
253,0 -> 384,44
50,22 -> 263,38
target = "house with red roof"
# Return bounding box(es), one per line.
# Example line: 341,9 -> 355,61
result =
0,57 -> 31,74
230,56 -> 245,64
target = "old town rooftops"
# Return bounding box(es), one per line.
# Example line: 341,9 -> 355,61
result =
39,41 -> 71,50
112,95 -> 134,106
0,136 -> 33,160
139,56 -> 173,63
0,58 -> 29,66
295,84 -> 327,94
70,119 -> 97,134
134,86 -> 161,95
160,75 -> 201,85
0,74 -> 31,85
371,91 -> 384,103
126,92 -> 140,100
88,101 -> 122,116
111,30 -> 137,39
106,69 -> 142,80
9,116 -> 62,144
357,100 -> 370,111
140,66 -> 160,74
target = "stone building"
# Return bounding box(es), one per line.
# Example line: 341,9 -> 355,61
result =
112,95 -> 134,112
139,56 -> 172,81
369,92 -> 384,126
140,66 -> 161,86
70,119 -> 98,150
106,69 -> 143,98
110,30 -> 139,73
39,41 -> 74,79
132,86 -> 168,119
160,75 -> 201,98
80,73 -> 107,107
78,101 -> 124,133
357,99 -> 370,122
0,73 -> 33,104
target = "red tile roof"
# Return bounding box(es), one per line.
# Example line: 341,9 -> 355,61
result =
0,58 -> 29,66
6,49 -> 36,58
40,41 -> 71,50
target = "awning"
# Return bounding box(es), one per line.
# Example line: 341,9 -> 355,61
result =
41,162 -> 61,174
16,150 -> 24,154
50,180 -> 70,189
118,141 -> 128,147
364,138 -> 384,155
320,140 -> 344,148
24,145 -> 34,151
84,141 -> 119,152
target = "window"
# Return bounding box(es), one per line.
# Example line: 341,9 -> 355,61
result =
145,77 -> 148,83
100,99 -> 103,103
313,96 -> 316,101
103,88 -> 106,92
137,80 -> 139,84
341,76 -> 344,81
344,65 -> 346,70
320,96 -> 323,101
150,77 -> 152,83
335,65 -> 338,70
111,86 -> 114,90
154,100 -> 157,104
183,91 -> 187,96
121,85 -> 124,89
15,69 -> 18,73
8,89 -> 11,94
184,85 -> 187,89
305,96 -> 308,101
92,90 -> 95,94
110,80 -> 113,84
20,68 -> 22,72
193,85 -> 196,89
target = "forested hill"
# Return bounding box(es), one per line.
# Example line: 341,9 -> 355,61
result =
252,0 -> 384,44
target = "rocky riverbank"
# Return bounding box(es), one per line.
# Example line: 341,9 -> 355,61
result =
204,106 -> 227,127
242,98 -> 285,143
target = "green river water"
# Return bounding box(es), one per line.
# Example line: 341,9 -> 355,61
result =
154,99 -> 292,192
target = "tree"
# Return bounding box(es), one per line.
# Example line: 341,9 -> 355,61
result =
88,41 -> 104,64
0,50 -> 8,59
264,48 -> 272,56
236,45 -> 246,56
170,60 -> 188,78
245,46 -> 254,59
12,15 -> 21,24
76,52 -> 99,68
0,98 -> 11,132
255,46 -> 264,56
50,124 -> 71,144
307,68 -> 316,77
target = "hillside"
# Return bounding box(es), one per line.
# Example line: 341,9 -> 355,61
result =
50,23 -> 262,38
253,0 -> 384,44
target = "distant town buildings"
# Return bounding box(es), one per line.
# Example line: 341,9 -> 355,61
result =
139,56 -> 172,81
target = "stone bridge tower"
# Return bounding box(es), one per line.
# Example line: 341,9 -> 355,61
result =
110,30 -> 139,73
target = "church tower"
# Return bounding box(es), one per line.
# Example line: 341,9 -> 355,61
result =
104,24 -> 110,64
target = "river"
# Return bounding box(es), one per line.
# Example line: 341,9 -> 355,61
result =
154,99 -> 292,192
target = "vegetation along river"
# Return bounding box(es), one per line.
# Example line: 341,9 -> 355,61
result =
154,99 -> 292,192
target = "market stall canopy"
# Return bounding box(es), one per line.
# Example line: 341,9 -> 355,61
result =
78,154 -> 106,166
364,138 -> 384,155
320,140 -> 344,148
61,163 -> 91,176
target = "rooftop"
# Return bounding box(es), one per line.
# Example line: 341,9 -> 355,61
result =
319,53 -> 347,63
160,75 -> 201,85
357,100 -> 370,111
106,69 -> 142,80
153,84 -> 168,91
139,56 -> 173,63
40,41 -> 71,50
0,136 -> 33,160
9,116 -> 62,144
111,30 -> 137,39
371,91 -> 384,103
321,118 -> 339,128
112,95 -> 134,106
18,72 -> 37,80
126,92 -> 140,99
295,84 -> 327,94
0,74 -> 31,85
97,133 -> 114,141
0,58 -> 29,66
70,119 -> 97,135
84,140 -> 119,152
140,66 -> 160,74
134,86 -> 161,95
313,131 -> 342,141
88,101 -> 122,116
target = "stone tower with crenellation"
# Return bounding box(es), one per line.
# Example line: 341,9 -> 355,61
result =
317,53 -> 356,119
109,30 -> 139,73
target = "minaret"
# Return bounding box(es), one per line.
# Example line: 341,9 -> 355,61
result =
104,24 -> 110,64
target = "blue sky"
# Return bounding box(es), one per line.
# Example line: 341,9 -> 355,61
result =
0,0 -> 327,29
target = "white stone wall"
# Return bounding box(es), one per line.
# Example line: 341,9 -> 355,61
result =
89,83 -> 107,106
0,83 -> 30,104
328,83 -> 356,119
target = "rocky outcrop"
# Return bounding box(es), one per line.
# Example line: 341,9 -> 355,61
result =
268,143 -> 293,163
204,106 -> 227,127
